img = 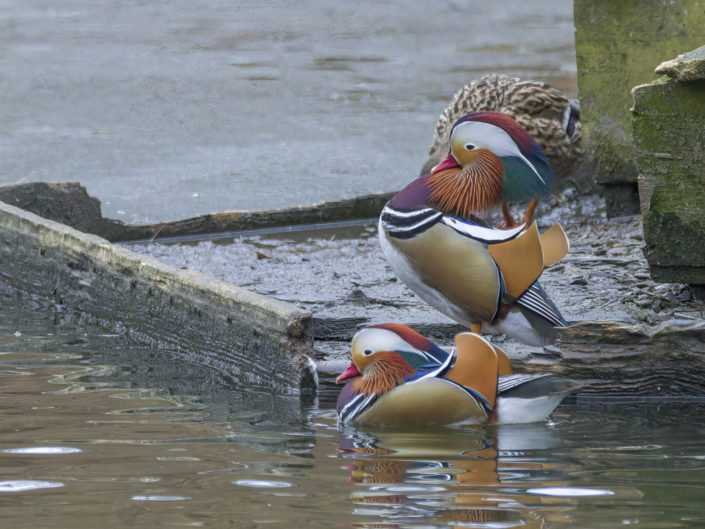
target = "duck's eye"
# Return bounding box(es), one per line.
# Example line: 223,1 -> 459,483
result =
465,143 -> 476,151
363,349 -> 373,356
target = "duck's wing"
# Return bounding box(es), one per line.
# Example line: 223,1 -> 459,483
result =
495,373 -> 580,424
539,222 -> 570,267
487,221 -> 543,299
445,332 -> 499,409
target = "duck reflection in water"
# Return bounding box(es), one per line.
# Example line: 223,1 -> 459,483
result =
337,424 -> 579,528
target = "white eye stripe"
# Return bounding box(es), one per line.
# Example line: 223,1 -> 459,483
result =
451,121 -> 545,184
451,121 -> 520,157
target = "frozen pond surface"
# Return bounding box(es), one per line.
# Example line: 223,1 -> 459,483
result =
1,0 -> 576,223
2,289 -> 705,528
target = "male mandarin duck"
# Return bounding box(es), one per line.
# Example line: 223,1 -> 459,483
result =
336,324 -> 576,428
421,74 -> 582,183
378,118 -> 569,346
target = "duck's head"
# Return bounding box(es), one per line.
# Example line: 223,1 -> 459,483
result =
429,111 -> 553,214
336,324 -> 447,395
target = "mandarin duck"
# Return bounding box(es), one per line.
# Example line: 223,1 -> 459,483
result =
336,324 -> 576,428
421,74 -> 582,182
379,143 -> 569,346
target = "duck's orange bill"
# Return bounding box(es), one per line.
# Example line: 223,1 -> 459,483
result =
336,362 -> 361,384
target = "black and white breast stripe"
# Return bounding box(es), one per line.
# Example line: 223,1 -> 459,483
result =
380,206 -> 443,239
338,393 -> 377,426
440,216 -> 525,244
516,283 -> 566,327
381,205 -> 525,245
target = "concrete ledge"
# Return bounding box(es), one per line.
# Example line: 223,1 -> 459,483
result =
0,201 -> 316,396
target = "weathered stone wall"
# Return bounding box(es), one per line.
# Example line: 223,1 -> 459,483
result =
632,47 -> 705,285
0,200 -> 316,395
574,0 -> 705,216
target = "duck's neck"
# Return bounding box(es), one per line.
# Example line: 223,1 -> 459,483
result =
427,162 -> 504,217
353,352 -> 415,397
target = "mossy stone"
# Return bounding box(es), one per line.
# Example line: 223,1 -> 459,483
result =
655,45 -> 705,82
632,71 -> 705,284
574,0 -> 705,214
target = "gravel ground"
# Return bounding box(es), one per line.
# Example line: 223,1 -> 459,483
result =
129,190 -> 704,364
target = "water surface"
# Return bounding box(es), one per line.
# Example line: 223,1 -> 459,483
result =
1,290 -> 704,528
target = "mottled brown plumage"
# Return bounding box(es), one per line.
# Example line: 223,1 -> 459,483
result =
422,74 -> 582,179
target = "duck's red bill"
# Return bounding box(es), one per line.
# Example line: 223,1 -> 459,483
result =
336,362 -> 361,384
431,153 -> 461,174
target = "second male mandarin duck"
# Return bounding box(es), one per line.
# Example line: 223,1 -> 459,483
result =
336,324 -> 577,428
379,115 -> 570,346
428,110 -> 554,228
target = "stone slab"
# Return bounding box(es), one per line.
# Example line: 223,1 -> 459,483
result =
0,181 -> 393,243
632,73 -> 705,285
2,184 -> 704,396
0,200 -> 316,396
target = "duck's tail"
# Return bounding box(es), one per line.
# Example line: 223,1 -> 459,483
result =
494,373 -> 581,424
514,280 -> 567,345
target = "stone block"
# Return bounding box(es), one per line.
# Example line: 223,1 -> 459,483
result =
632,47 -> 705,285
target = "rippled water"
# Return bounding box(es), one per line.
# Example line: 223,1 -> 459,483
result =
1,290 -> 705,528
1,0 -> 576,223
